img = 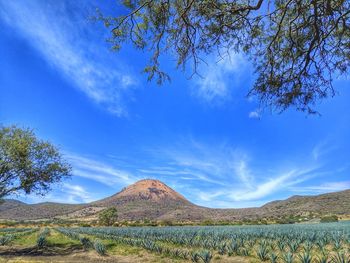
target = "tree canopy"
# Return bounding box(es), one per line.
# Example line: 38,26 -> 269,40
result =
98,207 -> 118,226
98,0 -> 350,113
0,125 -> 71,199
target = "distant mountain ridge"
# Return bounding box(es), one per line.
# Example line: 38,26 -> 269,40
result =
0,199 -> 27,212
1,179 -> 349,222
261,190 -> 350,215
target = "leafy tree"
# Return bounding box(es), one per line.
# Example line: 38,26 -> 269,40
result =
98,207 -> 118,226
320,215 -> 338,223
0,125 -> 71,199
97,0 -> 350,113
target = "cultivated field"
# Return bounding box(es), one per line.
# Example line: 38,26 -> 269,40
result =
1,222 -> 350,262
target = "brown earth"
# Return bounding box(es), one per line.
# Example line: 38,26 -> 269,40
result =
0,246 -> 248,263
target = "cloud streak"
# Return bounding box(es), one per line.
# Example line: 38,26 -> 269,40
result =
66,153 -> 137,186
249,110 -> 261,119
192,52 -> 247,104
229,167 -> 318,201
15,183 -> 95,204
62,184 -> 95,203
290,181 -> 350,193
0,0 -> 137,116
312,140 -> 338,161
143,139 -> 330,208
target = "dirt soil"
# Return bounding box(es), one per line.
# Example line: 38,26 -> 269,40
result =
0,245 -> 249,263
0,252 -> 249,263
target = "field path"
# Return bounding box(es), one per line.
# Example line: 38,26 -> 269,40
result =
0,251 -> 249,263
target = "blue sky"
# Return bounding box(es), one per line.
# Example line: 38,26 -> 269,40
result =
1,0 -> 349,208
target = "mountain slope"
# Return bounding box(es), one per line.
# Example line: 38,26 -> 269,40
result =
91,179 -> 196,220
95,179 -> 190,206
0,199 -> 27,212
0,202 -> 84,220
261,189 -> 350,216
0,179 -> 349,221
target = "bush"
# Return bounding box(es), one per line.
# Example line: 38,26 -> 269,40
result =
80,237 -> 92,250
36,235 -> 47,248
36,228 -> 49,249
98,208 -> 118,226
198,250 -> 212,263
0,235 -> 12,246
93,239 -> 106,255
320,215 -> 338,223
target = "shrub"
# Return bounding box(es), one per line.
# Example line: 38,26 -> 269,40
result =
191,251 -> 200,262
257,244 -> 269,261
36,228 -> 49,249
80,237 -> 92,250
332,252 -> 350,263
316,254 -> 329,263
270,252 -> 278,263
282,252 -> 294,263
198,250 -> 212,263
218,243 -> 226,255
93,239 -> 106,255
299,252 -> 312,263
0,235 -> 12,246
36,235 -> 47,248
98,208 -> 118,226
320,215 -> 338,223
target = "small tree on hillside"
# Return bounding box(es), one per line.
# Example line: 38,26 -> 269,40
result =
0,125 -> 71,200
320,215 -> 338,223
98,207 -> 118,226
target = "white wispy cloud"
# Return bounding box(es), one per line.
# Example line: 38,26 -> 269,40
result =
0,0 -> 137,116
15,183 -> 95,204
232,159 -> 254,189
229,167 -> 318,201
62,183 -> 94,203
143,139 -> 330,208
193,189 -> 267,208
312,140 -> 337,161
249,110 -> 261,119
187,165 -> 321,207
138,167 -> 226,186
290,181 -> 350,193
66,153 -> 137,186
192,52 -> 247,104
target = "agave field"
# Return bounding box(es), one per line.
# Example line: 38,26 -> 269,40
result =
0,227 -> 37,246
1,221 -> 350,262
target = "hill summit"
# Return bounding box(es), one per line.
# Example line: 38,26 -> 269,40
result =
94,179 -> 191,207
98,179 -> 189,205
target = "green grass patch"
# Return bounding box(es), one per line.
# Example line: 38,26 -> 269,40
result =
107,241 -> 145,256
11,230 -> 39,247
46,230 -> 80,247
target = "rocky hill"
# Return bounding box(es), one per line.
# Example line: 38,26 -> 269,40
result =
261,189 -> 350,216
0,199 -> 27,212
0,179 -> 349,222
95,179 -> 190,205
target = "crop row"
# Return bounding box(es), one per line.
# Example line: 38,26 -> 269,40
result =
0,228 -> 37,246
0,228 -> 34,233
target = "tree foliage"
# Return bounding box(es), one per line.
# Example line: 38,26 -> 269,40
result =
98,207 -> 118,226
0,125 -> 71,199
320,215 -> 338,223
97,0 -> 350,113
